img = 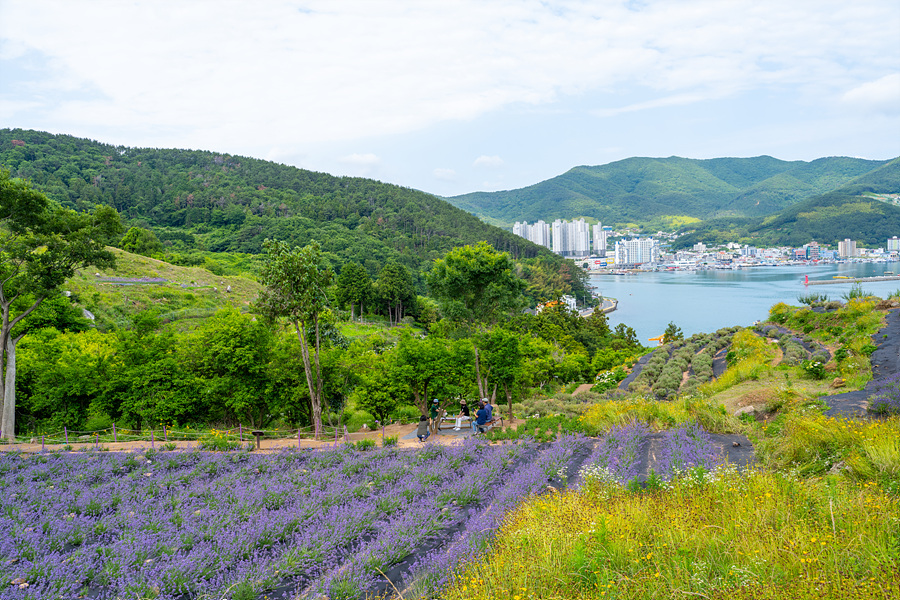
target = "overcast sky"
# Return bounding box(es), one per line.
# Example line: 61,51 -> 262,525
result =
2,0 -> 899,197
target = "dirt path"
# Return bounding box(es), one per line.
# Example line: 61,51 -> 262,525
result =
0,419 -> 532,454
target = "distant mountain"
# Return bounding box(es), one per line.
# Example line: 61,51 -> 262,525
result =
447,156 -> 894,227
0,129 -> 585,299
672,158 -> 900,248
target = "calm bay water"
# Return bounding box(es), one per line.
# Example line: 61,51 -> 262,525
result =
592,263 -> 900,344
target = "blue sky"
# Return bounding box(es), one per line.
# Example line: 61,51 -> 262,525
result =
1,0 -> 898,198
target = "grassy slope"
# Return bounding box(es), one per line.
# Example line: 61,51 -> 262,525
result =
441,298 -> 900,600
67,247 -> 262,331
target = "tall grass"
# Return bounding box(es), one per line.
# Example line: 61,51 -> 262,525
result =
757,414 -> 900,486
440,469 -> 900,599
580,396 -> 742,434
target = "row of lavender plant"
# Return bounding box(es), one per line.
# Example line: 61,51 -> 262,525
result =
577,421 -> 651,485
0,440 -> 536,599
403,434 -> 593,598
577,420 -> 727,488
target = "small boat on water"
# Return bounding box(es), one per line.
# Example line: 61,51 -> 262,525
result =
833,275 -> 850,279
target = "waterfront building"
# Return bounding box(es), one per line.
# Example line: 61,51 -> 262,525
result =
888,236 -> 900,252
803,241 -> 821,261
838,238 -> 858,258
614,237 -> 660,266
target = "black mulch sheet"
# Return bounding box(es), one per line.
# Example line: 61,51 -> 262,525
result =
823,309 -> 900,418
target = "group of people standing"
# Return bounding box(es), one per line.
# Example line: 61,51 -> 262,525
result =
416,398 -> 494,442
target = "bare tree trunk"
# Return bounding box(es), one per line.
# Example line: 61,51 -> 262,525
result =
1,335 -> 22,441
313,314 -> 324,439
294,322 -> 319,439
490,383 -> 498,404
474,345 -> 485,399
350,301 -> 356,321
503,382 -> 513,420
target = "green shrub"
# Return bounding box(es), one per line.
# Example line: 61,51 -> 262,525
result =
352,439 -> 376,451
382,435 -> 398,447
800,360 -> 827,380
345,410 -> 377,432
197,435 -> 241,451
84,413 -> 114,432
389,405 -> 421,424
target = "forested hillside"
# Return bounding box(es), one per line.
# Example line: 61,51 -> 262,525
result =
672,158 -> 900,248
447,155 -> 893,227
0,129 -> 585,300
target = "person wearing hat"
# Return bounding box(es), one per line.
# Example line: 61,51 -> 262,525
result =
453,399 -> 470,431
429,398 -> 443,435
483,397 -> 493,421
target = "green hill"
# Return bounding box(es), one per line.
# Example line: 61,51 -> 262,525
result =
447,156 -> 893,227
672,158 -> 900,248
0,129 -> 586,301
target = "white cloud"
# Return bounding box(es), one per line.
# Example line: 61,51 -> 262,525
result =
433,168 -> 457,181
842,73 -> 900,115
339,153 -> 381,167
473,155 -> 504,168
1,0 -> 896,150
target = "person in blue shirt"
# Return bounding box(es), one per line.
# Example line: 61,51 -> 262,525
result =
474,401 -> 489,434
483,398 -> 493,421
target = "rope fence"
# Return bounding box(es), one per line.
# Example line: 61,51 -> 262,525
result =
0,422 -> 371,451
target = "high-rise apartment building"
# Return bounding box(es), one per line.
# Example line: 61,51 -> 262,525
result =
551,218 -> 590,257
888,236 -> 900,252
614,238 -> 660,265
838,239 -> 857,258
592,222 -> 607,255
512,220 -> 551,249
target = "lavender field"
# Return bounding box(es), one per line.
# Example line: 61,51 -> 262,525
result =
0,426 -> 726,600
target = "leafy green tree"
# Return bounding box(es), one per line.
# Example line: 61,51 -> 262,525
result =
0,171 -> 121,440
191,307 -> 276,428
256,239 -> 333,437
393,332 -> 455,415
478,328 -> 523,418
335,261 -> 372,320
376,261 -> 415,326
662,321 -> 684,344
427,242 -> 525,398
354,355 -> 406,424
119,226 -> 163,256
16,329 -> 113,431
99,325 -> 202,429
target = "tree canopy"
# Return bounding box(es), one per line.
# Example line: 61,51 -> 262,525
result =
1,170 -> 121,439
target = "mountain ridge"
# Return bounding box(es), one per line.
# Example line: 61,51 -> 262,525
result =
446,155 -> 894,227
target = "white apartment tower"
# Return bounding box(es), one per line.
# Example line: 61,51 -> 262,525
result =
592,222 -> 607,255
838,239 -> 858,258
614,238 -> 661,265
552,219 -> 590,257
512,221 -> 551,249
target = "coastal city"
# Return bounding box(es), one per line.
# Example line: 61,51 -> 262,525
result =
514,218 -> 900,272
